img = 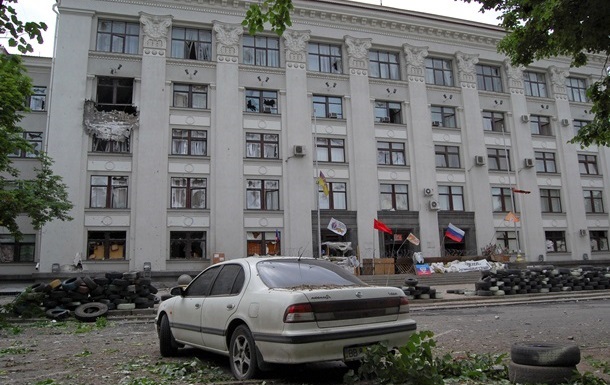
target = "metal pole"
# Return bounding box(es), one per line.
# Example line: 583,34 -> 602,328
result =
501,124 -> 521,254
313,113 -> 322,258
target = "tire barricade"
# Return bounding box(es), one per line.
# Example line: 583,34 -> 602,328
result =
23,271 -> 159,321
474,265 -> 610,297
401,277 -> 441,299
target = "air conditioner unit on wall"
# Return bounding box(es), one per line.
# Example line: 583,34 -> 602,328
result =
521,114 -> 530,123
423,187 -> 434,196
327,112 -> 338,119
381,117 -> 390,123
475,155 -> 486,166
432,121 -> 441,127
263,106 -> 272,113
429,200 -> 440,210
293,145 -> 306,157
524,158 -> 534,168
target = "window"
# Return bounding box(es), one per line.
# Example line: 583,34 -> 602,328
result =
0,234 -> 35,263
487,148 -> 511,171
435,145 -> 461,168
496,231 -> 518,252
313,95 -> 343,118
316,138 -> 345,163
246,133 -> 279,159
540,189 -> 562,213
491,187 -> 515,212
9,132 -> 43,158
171,27 -> 212,60
173,84 -> 208,109
90,176 -> 128,209
319,182 -> 347,210
87,231 -> 126,260
377,142 -> 406,166
438,185 -> 464,211
482,111 -> 506,132
247,231 -> 281,256
566,77 -> 587,102
369,50 -> 400,79
246,179 -> 279,210
425,58 -> 453,86
170,231 -> 206,259
530,115 -> 552,136
573,120 -> 589,137
185,266 -> 219,296
374,101 -> 402,123
380,184 -> 409,210
171,129 -> 207,156
308,42 -> 342,73
92,135 -> 130,153
243,35 -> 279,67
476,64 -> 503,92
584,190 -> 604,213
545,231 -> 566,252
97,77 -> 134,112
245,89 -> 278,114
96,20 -> 139,54
524,71 -> 547,97
535,151 -> 557,173
171,177 -> 206,209
210,264 -> 245,296
28,86 -> 46,111
578,154 -> 598,175
589,231 -> 609,252
431,106 -> 457,128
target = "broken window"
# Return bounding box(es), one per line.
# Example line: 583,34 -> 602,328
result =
246,133 -> 279,159
90,175 -> 128,209
171,27 -> 212,61
308,42 -> 342,74
171,129 -> 207,156
246,231 -> 280,256
170,231 -> 207,259
92,135 -> 130,153
28,86 -> 47,111
374,101 -> 402,123
9,132 -> 43,158
96,77 -> 135,113
313,95 -> 342,118
245,89 -> 278,113
96,19 -> 139,54
0,234 -> 35,263
170,177 -> 207,209
87,231 -> 126,260
246,180 -> 279,210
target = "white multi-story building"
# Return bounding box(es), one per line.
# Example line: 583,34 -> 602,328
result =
4,0 -> 609,276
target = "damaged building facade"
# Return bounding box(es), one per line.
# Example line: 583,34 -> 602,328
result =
4,0 -> 610,275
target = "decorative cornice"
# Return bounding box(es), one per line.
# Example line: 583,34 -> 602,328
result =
344,35 -> 371,74
549,66 -> 569,99
283,29 -> 310,66
455,51 -> 478,88
504,59 -> 525,94
403,43 -> 428,83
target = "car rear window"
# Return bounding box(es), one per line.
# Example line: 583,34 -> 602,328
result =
257,259 -> 367,289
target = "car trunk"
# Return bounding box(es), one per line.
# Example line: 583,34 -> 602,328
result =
301,287 -> 402,328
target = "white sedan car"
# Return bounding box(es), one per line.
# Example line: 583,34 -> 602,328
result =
155,256 -> 417,379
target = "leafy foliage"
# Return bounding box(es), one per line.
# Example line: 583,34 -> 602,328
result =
242,0 -> 293,36
0,55 -> 72,239
0,0 -> 48,54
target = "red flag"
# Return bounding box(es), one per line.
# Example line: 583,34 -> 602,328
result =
373,219 -> 393,235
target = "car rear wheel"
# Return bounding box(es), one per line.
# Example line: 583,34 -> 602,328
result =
230,325 -> 259,380
159,315 -> 180,357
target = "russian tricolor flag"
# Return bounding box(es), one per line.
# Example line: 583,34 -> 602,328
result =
445,223 -> 465,242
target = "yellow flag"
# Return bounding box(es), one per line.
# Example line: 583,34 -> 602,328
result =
504,211 -> 520,223
317,171 -> 329,196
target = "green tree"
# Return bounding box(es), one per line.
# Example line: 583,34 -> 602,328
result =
243,0 -> 610,147
1,0 -> 48,54
1,2 -> 71,239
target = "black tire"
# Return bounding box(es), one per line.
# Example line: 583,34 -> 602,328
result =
62,277 -> 82,291
74,302 -> 109,322
105,272 -> 123,280
82,276 -> 98,290
93,277 -> 109,286
511,342 -> 580,367
159,315 -> 180,357
230,325 -> 259,380
46,308 -> 70,320
509,361 -> 577,385
403,277 -> 418,287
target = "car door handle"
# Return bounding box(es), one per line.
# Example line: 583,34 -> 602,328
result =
195,304 -> 200,309
226,304 -> 234,310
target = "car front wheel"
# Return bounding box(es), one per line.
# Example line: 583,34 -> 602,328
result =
159,315 -> 180,357
229,325 -> 259,380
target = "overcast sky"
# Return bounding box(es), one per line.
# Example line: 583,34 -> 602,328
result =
6,0 -> 501,57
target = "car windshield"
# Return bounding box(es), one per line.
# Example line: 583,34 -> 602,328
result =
257,259 -> 367,289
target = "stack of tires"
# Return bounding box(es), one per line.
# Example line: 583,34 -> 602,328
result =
24,271 -> 158,321
475,266 -> 610,297
509,342 -> 580,384
401,277 -> 439,299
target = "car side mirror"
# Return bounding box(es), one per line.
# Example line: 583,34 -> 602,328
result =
170,286 -> 185,297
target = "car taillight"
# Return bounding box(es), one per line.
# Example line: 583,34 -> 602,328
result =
284,303 -> 315,323
399,296 -> 410,314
